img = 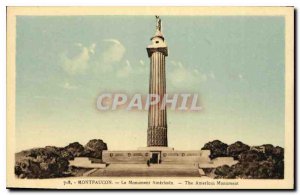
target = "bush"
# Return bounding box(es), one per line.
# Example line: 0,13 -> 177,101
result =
84,139 -> 108,159
15,139 -> 108,179
201,140 -> 228,159
227,141 -> 250,160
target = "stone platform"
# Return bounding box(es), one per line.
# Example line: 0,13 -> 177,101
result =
87,163 -> 204,177
69,147 -> 237,177
69,157 -> 106,168
102,148 -> 211,165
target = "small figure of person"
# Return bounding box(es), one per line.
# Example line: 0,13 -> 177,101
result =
155,15 -> 161,31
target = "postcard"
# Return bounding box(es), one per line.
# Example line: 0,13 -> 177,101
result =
7,6 -> 294,189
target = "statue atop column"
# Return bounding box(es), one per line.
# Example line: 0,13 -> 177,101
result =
155,15 -> 161,32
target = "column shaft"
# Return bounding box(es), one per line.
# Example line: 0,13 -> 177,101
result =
147,51 -> 167,147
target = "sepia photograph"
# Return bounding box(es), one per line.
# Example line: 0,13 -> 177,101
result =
6,6 -> 294,189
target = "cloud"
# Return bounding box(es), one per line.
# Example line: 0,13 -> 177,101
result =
209,72 -> 215,79
140,60 -> 145,66
89,43 -> 96,54
103,39 -> 122,45
168,61 -> 209,88
101,39 -> 125,64
92,39 -> 126,73
60,39 -> 126,76
60,81 -> 78,90
116,60 -> 133,78
60,43 -> 95,75
238,73 -> 244,80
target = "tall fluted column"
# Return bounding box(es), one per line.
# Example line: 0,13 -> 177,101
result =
146,16 -> 168,147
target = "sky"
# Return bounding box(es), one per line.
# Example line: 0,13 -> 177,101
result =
15,16 -> 285,152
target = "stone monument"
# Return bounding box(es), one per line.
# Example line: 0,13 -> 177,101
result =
99,17 -> 237,169
146,15 -> 168,147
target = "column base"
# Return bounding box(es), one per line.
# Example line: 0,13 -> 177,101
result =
137,146 -> 174,151
147,126 -> 168,147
